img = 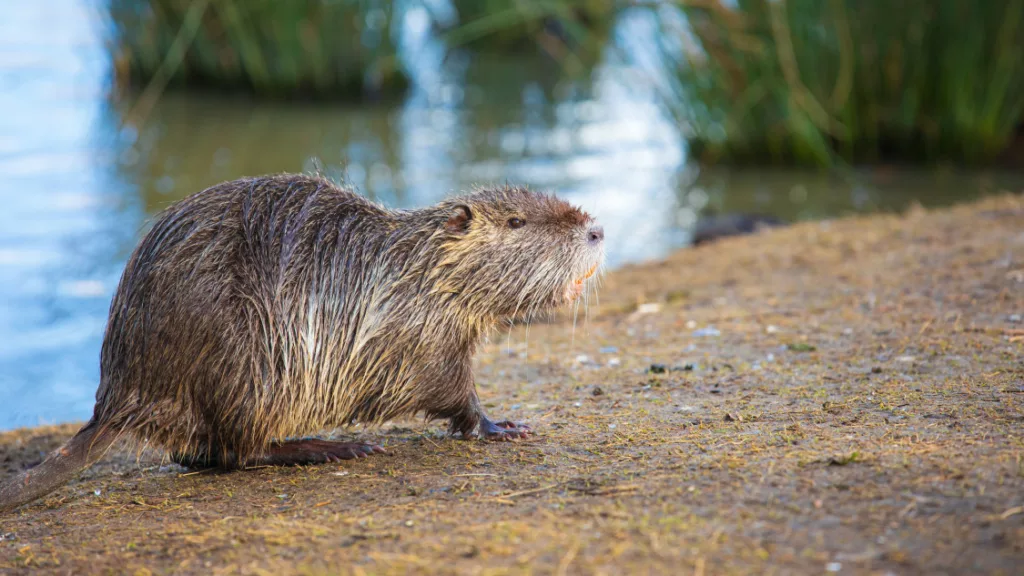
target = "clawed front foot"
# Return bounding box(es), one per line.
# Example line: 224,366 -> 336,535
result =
446,392 -> 533,441
480,418 -> 532,441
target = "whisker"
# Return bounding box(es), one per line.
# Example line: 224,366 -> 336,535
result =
571,294 -> 580,347
584,279 -> 592,328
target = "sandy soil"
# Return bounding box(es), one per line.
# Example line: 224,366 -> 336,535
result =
1,195 -> 1022,575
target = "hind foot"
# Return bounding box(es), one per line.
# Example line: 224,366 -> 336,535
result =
480,418 -> 532,441
261,439 -> 386,466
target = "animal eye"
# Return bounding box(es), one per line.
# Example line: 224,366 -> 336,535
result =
507,218 -> 525,229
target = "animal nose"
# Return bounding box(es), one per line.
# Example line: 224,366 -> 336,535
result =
587,225 -> 604,244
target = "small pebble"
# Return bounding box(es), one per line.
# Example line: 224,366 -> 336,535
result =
592,386 -> 604,396
766,353 -> 775,362
608,424 -> 616,430
692,327 -> 721,337
510,404 -> 521,410
607,357 -> 621,367
0,533 -> 16,542
826,562 -> 842,572
896,356 -> 916,363
332,471 -> 349,477
648,364 -> 667,374
765,324 -> 780,334
1008,314 -> 1022,323
575,354 -> 590,364
629,303 -> 662,320
573,402 -> 582,407
599,346 -> 619,354
93,489 -> 101,496
405,520 -> 415,527
685,320 -> 697,329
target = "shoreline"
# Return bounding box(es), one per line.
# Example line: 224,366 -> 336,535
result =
2,194 -> 1022,574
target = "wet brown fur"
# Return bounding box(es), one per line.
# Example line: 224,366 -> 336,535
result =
0,173 -> 603,513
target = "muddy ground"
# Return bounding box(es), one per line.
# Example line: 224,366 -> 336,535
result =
1,196 -> 1022,575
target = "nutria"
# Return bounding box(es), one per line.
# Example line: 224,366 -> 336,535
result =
0,174 -> 604,514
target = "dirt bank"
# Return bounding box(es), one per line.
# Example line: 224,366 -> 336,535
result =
2,195 -> 1022,575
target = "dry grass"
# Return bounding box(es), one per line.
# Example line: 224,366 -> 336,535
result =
1,195 -> 1023,574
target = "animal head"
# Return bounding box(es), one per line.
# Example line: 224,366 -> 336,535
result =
434,185 -> 604,322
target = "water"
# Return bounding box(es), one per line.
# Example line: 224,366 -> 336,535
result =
0,2 -> 1020,431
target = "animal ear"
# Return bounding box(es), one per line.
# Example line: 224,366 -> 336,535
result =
445,204 -> 472,234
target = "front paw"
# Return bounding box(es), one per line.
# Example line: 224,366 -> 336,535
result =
481,419 -> 532,441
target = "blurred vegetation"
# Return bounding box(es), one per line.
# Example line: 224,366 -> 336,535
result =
660,0 -> 1024,166
107,0 -> 407,100
444,0 -> 614,71
106,0 -> 1024,166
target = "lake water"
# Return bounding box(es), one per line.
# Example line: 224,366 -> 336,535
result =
1,1 -> 1021,430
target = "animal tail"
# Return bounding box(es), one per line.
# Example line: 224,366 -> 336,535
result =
0,419 -> 117,515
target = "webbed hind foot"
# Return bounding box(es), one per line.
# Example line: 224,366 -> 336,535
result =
260,439 -> 386,466
171,439 -> 385,469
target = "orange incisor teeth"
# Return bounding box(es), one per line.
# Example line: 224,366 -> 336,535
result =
575,265 -> 598,286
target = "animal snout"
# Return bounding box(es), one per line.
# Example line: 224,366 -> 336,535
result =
587,225 -> 604,245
